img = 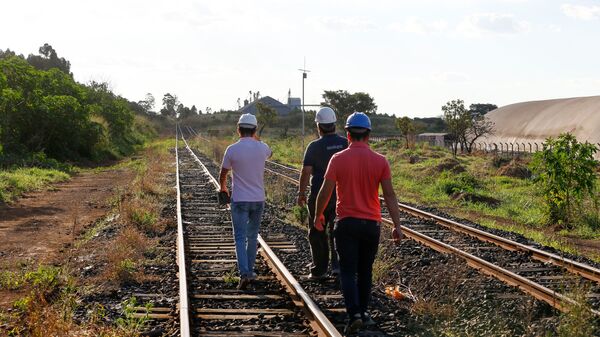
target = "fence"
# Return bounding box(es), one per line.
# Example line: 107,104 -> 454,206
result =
369,136 -> 600,158
470,142 -> 600,157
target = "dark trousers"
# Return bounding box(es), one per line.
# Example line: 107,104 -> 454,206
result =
307,194 -> 339,276
334,217 -> 380,318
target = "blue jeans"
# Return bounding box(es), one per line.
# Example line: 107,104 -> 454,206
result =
230,201 -> 265,278
334,217 -> 381,318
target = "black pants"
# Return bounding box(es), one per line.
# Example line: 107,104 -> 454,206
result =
334,217 -> 380,318
307,194 -> 339,276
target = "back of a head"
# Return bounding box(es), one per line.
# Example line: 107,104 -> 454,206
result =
316,107 -> 337,134
345,112 -> 371,141
238,113 -> 257,137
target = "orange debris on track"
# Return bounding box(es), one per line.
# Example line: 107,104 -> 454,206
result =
0,167 -> 134,308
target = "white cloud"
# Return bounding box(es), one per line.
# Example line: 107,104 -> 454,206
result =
307,16 -> 377,32
562,4 -> 600,21
389,17 -> 448,34
457,13 -> 530,37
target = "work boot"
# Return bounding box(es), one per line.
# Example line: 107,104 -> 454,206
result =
306,273 -> 327,281
344,314 -> 363,335
237,278 -> 250,290
362,312 -> 376,326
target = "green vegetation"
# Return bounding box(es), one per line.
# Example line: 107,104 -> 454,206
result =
255,135 -> 599,259
0,45 -> 165,204
115,297 -> 152,334
531,133 -> 599,229
556,280 -> 599,337
0,167 -> 69,202
0,45 -> 157,163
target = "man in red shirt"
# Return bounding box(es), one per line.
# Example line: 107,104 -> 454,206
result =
314,112 -> 404,334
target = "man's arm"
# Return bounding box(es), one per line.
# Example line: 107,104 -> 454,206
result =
381,179 -> 405,242
219,168 -> 230,193
297,166 -> 313,207
313,179 -> 335,231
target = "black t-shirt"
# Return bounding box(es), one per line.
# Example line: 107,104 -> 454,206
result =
303,134 -> 348,196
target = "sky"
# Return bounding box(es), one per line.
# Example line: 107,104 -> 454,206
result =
2,0 -> 600,117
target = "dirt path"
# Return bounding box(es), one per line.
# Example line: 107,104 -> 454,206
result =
0,168 -> 133,307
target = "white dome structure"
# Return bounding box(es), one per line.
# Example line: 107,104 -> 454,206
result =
483,96 -> 600,158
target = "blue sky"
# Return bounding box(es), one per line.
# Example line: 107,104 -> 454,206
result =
2,0 -> 600,117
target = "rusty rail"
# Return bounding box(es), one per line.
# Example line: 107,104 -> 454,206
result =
175,125 -> 191,336
255,154 -> 600,316
180,130 -> 342,337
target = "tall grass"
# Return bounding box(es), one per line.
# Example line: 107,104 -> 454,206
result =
0,167 -> 70,203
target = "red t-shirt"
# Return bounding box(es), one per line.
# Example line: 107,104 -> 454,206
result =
324,141 -> 391,221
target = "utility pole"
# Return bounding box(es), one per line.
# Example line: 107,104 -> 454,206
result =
298,58 -> 310,153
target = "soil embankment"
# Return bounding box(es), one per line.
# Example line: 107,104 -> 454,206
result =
0,168 -> 133,308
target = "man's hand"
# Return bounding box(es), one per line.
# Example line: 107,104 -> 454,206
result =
297,194 -> 306,207
392,227 -> 404,244
314,214 -> 325,231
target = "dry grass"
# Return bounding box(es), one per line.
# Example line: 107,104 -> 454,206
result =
1,139 -> 175,335
104,226 -> 154,285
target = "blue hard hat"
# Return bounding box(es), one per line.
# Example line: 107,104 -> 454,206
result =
345,112 -> 371,130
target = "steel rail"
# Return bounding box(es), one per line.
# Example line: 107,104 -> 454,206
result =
264,167 -> 301,185
179,131 -> 342,337
257,236 -> 342,337
390,202 -> 600,283
256,156 -> 600,316
175,125 -> 191,336
261,155 -> 600,285
382,218 -> 600,316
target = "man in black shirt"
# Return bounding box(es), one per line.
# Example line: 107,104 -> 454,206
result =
298,107 -> 348,279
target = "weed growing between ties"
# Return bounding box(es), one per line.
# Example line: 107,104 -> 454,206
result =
222,266 -> 240,287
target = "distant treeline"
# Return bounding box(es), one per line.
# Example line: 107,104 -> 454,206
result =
0,44 -> 157,165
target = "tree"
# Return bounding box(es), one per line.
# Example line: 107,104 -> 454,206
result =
442,99 -> 494,155
464,112 -> 494,153
395,116 -> 416,149
0,55 -> 142,161
138,93 -> 155,113
26,43 -> 71,75
191,105 -> 198,115
530,133 -> 598,228
256,102 -> 277,137
442,99 -> 471,156
469,103 -> 497,116
322,90 -> 377,128
160,93 -> 178,117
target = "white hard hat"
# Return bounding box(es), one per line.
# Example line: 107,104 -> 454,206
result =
315,107 -> 336,124
238,113 -> 258,128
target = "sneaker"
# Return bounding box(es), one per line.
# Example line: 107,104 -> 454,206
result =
306,273 -> 327,281
362,312 -> 376,326
237,278 -> 250,290
344,314 -> 363,335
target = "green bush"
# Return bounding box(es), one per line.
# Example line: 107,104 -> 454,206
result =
530,133 -> 598,228
0,55 -> 156,163
292,205 -> 309,225
438,172 -> 483,195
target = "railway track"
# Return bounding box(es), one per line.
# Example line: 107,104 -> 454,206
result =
261,156 -> 600,315
175,126 -> 342,336
263,152 -> 600,317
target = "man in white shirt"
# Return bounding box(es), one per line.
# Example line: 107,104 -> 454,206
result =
219,113 -> 272,289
